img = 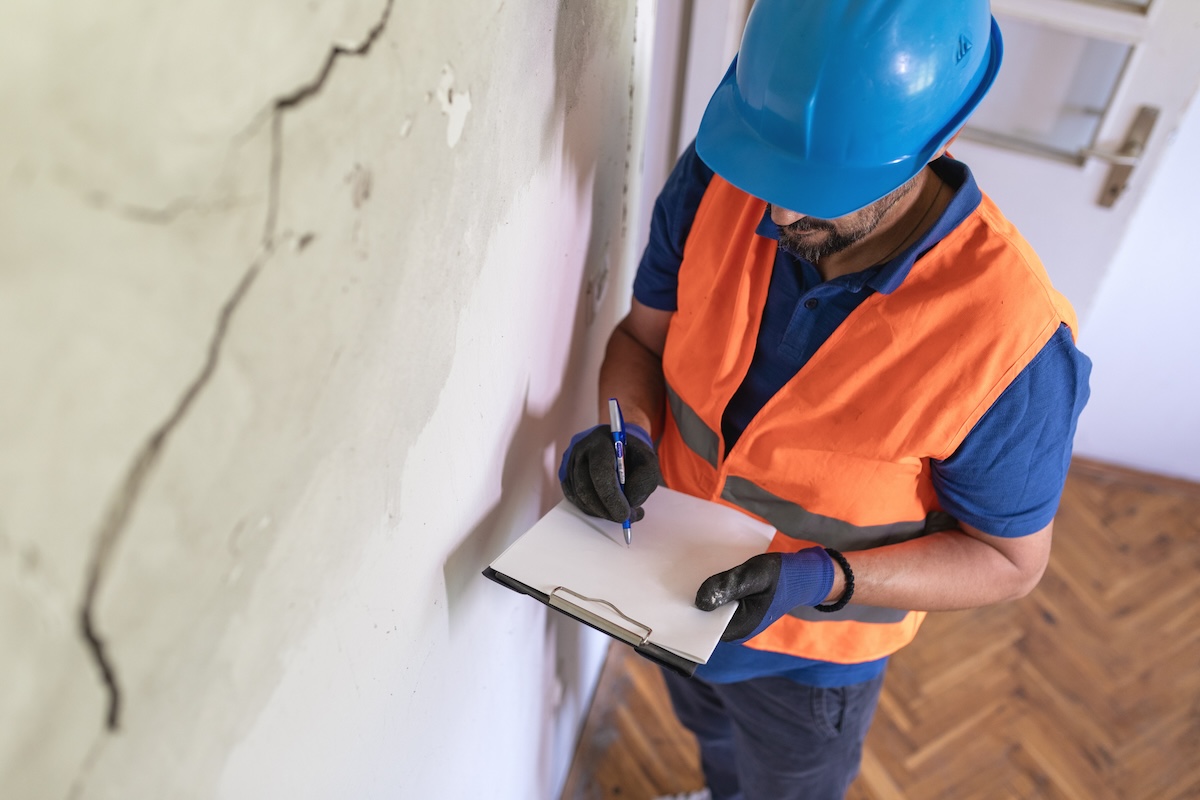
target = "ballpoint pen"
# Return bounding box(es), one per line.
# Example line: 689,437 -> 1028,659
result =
608,397 -> 632,546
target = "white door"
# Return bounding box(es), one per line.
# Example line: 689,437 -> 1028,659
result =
643,0 -> 1200,321
946,0 -> 1200,318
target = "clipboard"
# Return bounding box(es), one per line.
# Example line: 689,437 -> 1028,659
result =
483,487 -> 775,676
481,567 -> 701,676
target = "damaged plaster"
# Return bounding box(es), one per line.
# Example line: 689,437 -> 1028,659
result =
436,64 -> 473,148
77,0 -> 397,735
2,0 -> 648,797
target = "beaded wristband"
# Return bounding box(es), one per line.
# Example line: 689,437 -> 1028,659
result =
814,547 -> 855,612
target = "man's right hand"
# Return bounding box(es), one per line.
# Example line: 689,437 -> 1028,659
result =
558,424 -> 661,523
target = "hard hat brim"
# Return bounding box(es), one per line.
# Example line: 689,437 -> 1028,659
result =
696,18 -> 1004,219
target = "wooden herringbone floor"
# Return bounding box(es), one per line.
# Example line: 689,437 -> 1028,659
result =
560,458 -> 1200,800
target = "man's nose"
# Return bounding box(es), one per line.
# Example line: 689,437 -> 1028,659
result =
770,206 -> 805,227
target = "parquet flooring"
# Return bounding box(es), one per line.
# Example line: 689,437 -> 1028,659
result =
560,458 -> 1200,800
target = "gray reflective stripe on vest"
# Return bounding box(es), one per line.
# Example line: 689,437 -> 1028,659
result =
785,603 -> 909,624
722,476 -> 926,550
722,475 -> 928,625
665,383 -> 720,468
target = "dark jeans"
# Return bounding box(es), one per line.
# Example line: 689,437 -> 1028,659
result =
660,667 -> 885,800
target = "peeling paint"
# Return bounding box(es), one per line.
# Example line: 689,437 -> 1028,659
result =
436,65 -> 472,148
345,164 -> 373,208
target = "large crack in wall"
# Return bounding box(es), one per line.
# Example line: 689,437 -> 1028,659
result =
77,0 -> 396,734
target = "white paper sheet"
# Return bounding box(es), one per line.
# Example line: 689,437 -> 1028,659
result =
488,487 -> 774,664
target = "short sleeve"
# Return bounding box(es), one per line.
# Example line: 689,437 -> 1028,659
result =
632,141 -> 715,311
931,324 -> 1092,537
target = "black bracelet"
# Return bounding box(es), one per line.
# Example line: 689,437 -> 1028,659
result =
814,548 -> 854,612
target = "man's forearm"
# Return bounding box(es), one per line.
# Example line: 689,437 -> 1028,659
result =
826,522 -> 1053,611
598,323 -> 666,435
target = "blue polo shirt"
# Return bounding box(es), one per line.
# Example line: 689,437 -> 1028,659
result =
635,143 -> 1092,687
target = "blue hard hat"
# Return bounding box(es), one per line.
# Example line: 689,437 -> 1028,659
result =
696,0 -> 1003,218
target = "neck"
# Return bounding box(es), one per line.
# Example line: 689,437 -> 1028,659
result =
818,167 -> 947,282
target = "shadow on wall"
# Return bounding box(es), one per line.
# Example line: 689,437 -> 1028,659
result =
442,0 -> 635,617
442,383 -> 565,620
550,0 -> 632,330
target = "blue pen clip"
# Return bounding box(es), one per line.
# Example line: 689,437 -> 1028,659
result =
607,398 -> 632,545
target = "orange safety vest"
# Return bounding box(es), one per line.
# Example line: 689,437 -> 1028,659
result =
659,175 -> 1078,665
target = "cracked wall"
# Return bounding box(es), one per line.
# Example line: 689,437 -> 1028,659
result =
0,1 -> 651,797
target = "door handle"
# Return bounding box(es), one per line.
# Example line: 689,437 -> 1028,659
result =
1080,147 -> 1140,167
1084,105 -> 1159,208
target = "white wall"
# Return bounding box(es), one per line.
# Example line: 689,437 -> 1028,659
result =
1071,91 -> 1200,482
0,1 -> 653,798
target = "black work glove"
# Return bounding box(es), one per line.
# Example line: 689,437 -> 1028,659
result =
558,423 -> 660,524
695,547 -> 835,642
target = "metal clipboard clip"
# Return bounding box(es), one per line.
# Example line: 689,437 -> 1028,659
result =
548,586 -> 653,647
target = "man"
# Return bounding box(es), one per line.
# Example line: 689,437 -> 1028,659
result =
558,1 -> 1091,797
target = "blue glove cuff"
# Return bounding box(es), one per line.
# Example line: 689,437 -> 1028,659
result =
778,547 -> 836,608
625,422 -> 653,448
742,547 -> 834,641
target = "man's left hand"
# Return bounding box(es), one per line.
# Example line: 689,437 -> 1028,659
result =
696,547 -> 836,642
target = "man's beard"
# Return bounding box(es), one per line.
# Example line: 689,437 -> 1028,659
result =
773,180 -> 915,264
775,217 -> 872,263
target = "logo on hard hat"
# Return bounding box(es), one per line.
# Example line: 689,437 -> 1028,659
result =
956,35 -> 973,64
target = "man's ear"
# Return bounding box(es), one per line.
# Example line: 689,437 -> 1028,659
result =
935,130 -> 962,160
